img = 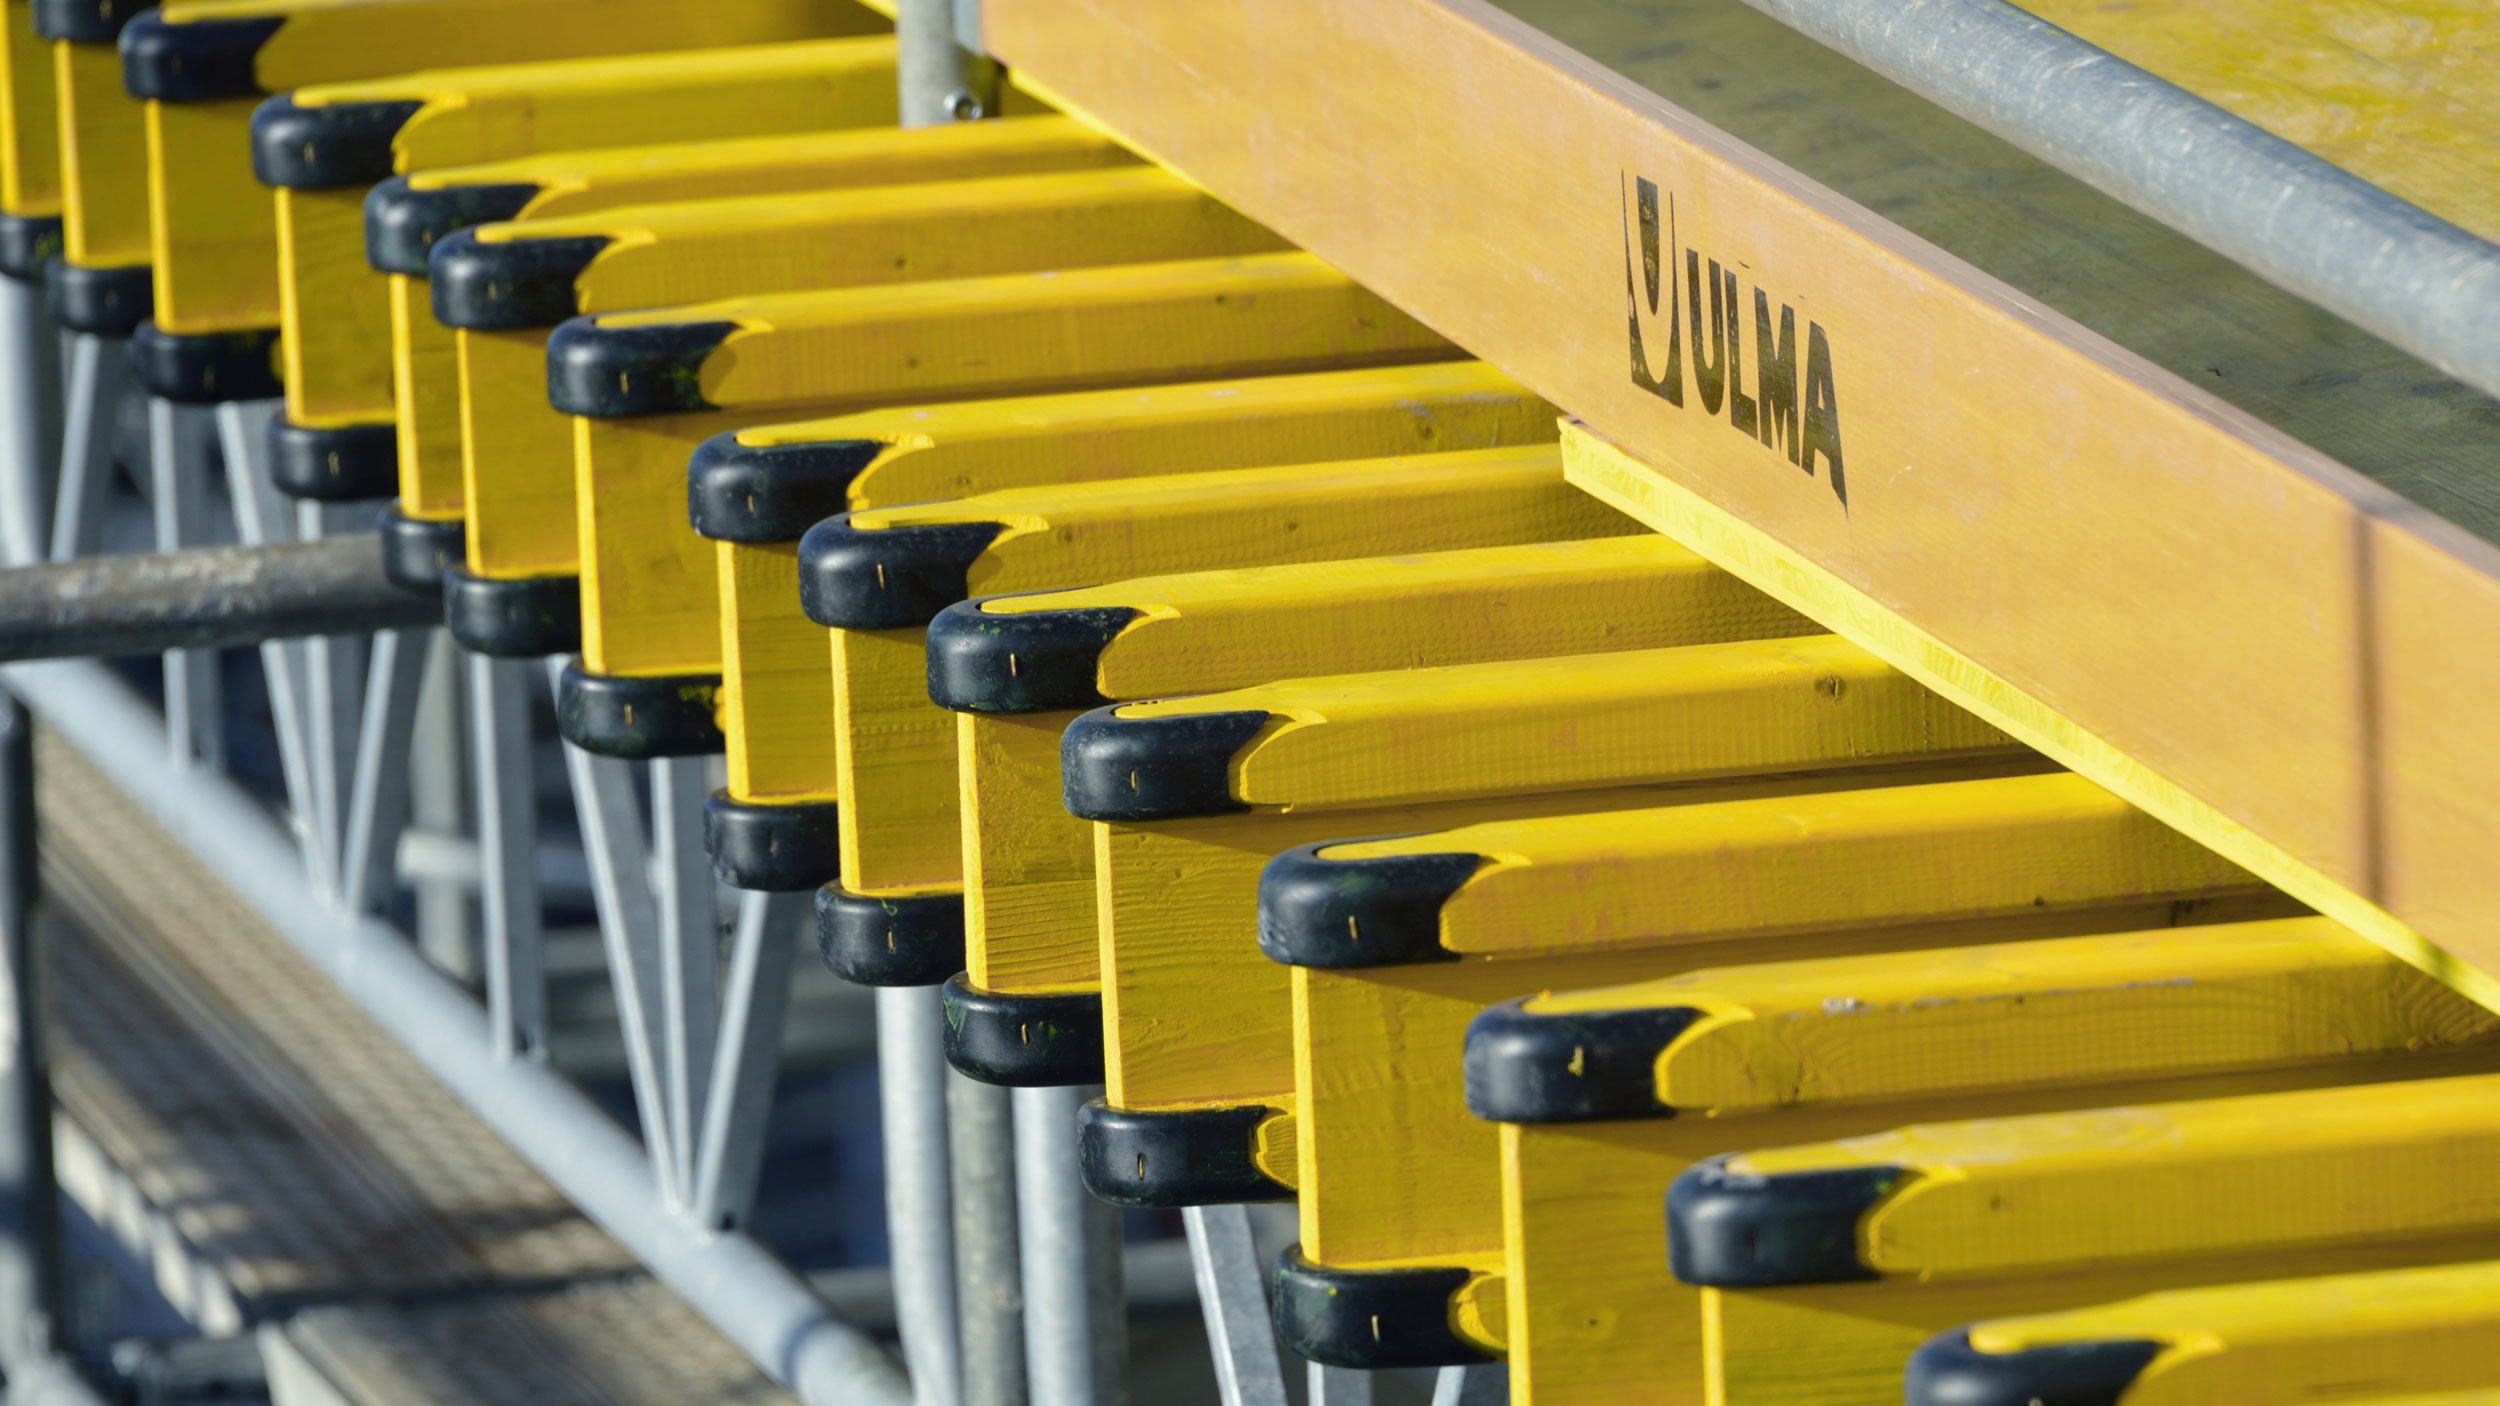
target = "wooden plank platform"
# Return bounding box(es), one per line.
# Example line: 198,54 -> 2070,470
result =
976,0 -> 2500,1001
32,727 -> 799,1404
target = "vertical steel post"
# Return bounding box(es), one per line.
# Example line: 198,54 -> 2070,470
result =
951,1070 -> 1022,1406
1014,1083 -> 1126,1406
406,633 -> 474,979
471,655 -> 545,1061
0,277 -> 60,568
147,400 -> 220,770
878,984 -> 965,1406
899,0 -> 1000,128
46,335 -> 119,564
0,694 -> 64,1370
1183,1205 -> 1288,1406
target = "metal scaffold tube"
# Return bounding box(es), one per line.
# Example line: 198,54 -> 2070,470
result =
1732,0 -> 2500,401
3,659 -> 913,1406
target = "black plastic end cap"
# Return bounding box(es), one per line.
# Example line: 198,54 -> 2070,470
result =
1903,1330 -> 2163,1406
1060,707 -> 1271,822
0,216 -> 62,282
545,314 -> 732,417
251,94 -> 421,189
690,434 -> 881,545
1463,998 -> 1703,1123
815,886 -> 966,988
1665,1154 -> 1905,1288
121,11 -> 280,101
703,790 -> 842,893
365,177 -> 539,277
941,974 -> 1104,1086
126,322 -> 282,403
268,415 -> 397,501
378,505 -> 460,594
428,228 -> 606,331
1270,1246 -> 1493,1370
1255,843 -> 1479,969
44,261 -> 150,337
32,0 -> 153,44
924,600 -> 1140,714
441,567 -> 581,657
1077,1101 -> 1293,1208
554,661 -> 723,760
797,516 -> 1006,629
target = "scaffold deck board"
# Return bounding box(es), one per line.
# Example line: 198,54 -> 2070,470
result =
32,728 -> 794,1404
979,0 -> 2500,1002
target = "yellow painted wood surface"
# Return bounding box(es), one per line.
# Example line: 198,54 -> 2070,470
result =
1530,916 -> 2500,1113
1740,1072 -> 2500,1276
979,0 -> 2500,1010
0,1 -> 58,218
817,361 -> 1555,894
1507,1049 -> 2500,1406
277,36 -> 904,432
457,327 -> 576,574
1939,1258 -> 2500,1406
981,534 -> 1816,702
458,140 -> 1140,580
1319,770 -> 2264,958
959,709 -> 1091,993
392,275 -> 462,520
833,626 -> 957,892
1113,634 -> 2019,811
1102,782 -> 1820,1112
747,359 -> 1554,505
144,0 -> 887,336
52,39 -> 148,270
719,541 -> 836,804
951,456 -> 1630,990
591,252 -> 1451,413
575,257 -> 1459,676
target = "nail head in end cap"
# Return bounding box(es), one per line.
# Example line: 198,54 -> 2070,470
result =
32,0 -> 155,44
940,974 -> 1104,1086
251,94 -> 422,189
1076,1101 -> 1292,1208
553,661 -> 723,760
1666,1154 -> 1904,1288
268,415 -> 398,502
1255,843 -> 1479,969
797,516 -> 1005,629
545,314 -> 733,417
815,886 -> 965,988
126,323 -> 282,404
378,505 -> 461,595
703,790 -> 842,893
1463,998 -> 1701,1124
1903,1330 -> 2161,1406
45,261 -> 151,338
691,434 -> 882,545
1060,707 -> 1270,822
0,216 -> 62,282
121,11 -> 280,101
1270,1246 -> 1494,1370
924,600 -> 1139,714
429,229 -> 607,331
443,568 -> 580,657
365,177 -> 540,276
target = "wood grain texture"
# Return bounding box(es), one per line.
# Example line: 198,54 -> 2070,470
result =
959,709 -> 1095,993
1963,1258 -> 2500,1406
718,541 -> 838,803
144,96 -> 275,332
391,276 -> 464,521
458,328 -> 578,577
277,186 -> 393,427
976,0 -> 2500,999
53,41 -> 149,268
832,626 -> 957,893
0,0 -> 58,217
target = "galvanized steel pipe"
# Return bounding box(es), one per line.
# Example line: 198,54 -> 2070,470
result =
1733,0 -> 2500,402
0,536 -> 438,662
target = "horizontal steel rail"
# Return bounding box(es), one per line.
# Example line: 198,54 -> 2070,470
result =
0,537 -> 437,662
1734,0 -> 2500,401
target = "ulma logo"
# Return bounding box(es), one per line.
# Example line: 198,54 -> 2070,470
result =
1621,174 -> 1846,506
